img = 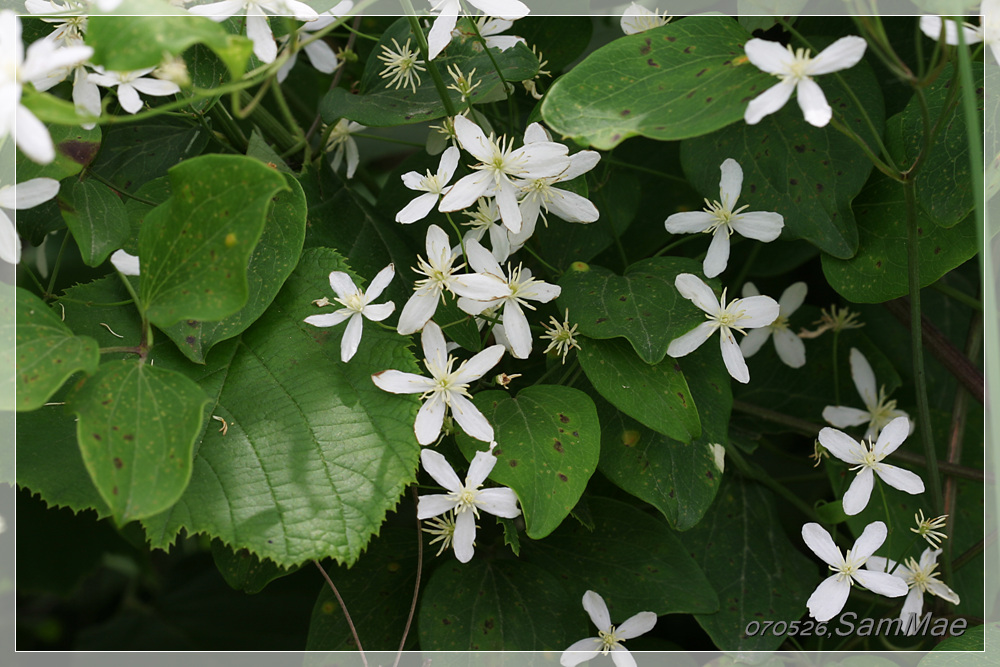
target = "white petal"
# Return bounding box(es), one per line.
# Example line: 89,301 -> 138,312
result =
247,12 -> 277,63
842,467 -> 874,515
875,464 -> 925,495
328,270 -> 359,299
449,392 -> 494,443
720,329 -> 750,383
582,591 -> 611,631
345,138 -> 359,178
560,638 -> 602,667
741,281 -> 760,298
865,556 -> 902,575
72,70 -> 102,121
873,415 -> 911,457
822,405 -> 871,429
806,576 -> 850,622
732,211 -> 784,241
420,449 -> 462,492
421,320 -> 449,373
739,327 -> 771,358
501,302 -> 532,359
110,249 -> 140,276
453,509 -> 476,562
563,150 -> 601,180
450,272 -> 509,301
801,522 -> 842,567
414,394 -> 447,445
416,494 -> 457,520
495,181 -> 522,233
674,273 -> 719,314
900,588 -> 924,634
818,426 -> 866,463
117,83 -> 143,113
15,105 -> 55,164
453,114 -> 494,162
666,321 -> 715,358
852,570 -> 908,598
512,144 -> 571,180
304,309 -> 352,328
609,647 -> 637,667
397,289 -> 440,335
731,295 -> 779,328
665,210 -> 715,234
718,158 -> 743,209
779,281 -> 808,315
304,40 -> 338,73
467,0 -> 529,19
455,344 -> 505,384
807,35 -> 868,75
371,369 -> 434,395
439,171 -> 493,212
464,237 -> 504,276
616,611 -> 656,640
851,520 -> 887,562
362,302 -> 394,322
476,487 -> 521,518
546,189 -> 599,223
796,77 -> 832,128
12,178 -> 59,209
339,312 -> 363,362
465,450 -> 498,488
702,226 -> 731,278
438,145 -> 461,182
366,263 -> 395,301
396,194 -> 440,226
744,79 -> 796,125
0,210 -> 20,264
427,7 -> 459,60
524,281 -> 560,304
773,327 -> 806,368
744,38 -> 797,74
849,348 -> 879,409
188,0 -> 244,19
926,579 -> 960,605
129,77 -> 181,97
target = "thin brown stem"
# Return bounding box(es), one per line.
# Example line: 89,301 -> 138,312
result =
313,559 -> 368,667
393,486 -> 424,667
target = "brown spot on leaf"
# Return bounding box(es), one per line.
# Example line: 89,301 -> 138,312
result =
59,140 -> 99,167
553,440 -> 564,453
93,433 -> 102,440
509,459 -> 518,467
559,413 -> 569,423
114,457 -> 123,469
558,473 -> 568,482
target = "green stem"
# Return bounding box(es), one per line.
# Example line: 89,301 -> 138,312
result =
402,3 -> 458,118
269,76 -> 306,145
903,178 -> 943,518
600,156 -> 690,185
952,537 -> 985,572
730,242 -> 760,290
207,102 -> 249,152
45,232 -> 70,298
99,346 -> 142,355
21,264 -> 48,296
238,90 -> 298,153
522,244 -> 560,276
443,211 -> 467,261
652,233 -> 702,258
463,8 -> 515,125
84,170 -> 159,206
955,21 -> 986,274
355,133 -> 426,148
724,443 -> 823,524
832,328 -> 841,405
877,479 -> 893,560
929,280 -> 982,310
554,360 -> 580,387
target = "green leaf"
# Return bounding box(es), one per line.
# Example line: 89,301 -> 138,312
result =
15,124 -> 101,182
578,336 -> 701,443
139,154 -> 289,327
418,558 -> 583,650
514,16 -> 593,74
541,16 -> 774,150
140,248 -> 422,568
520,496 -> 719,615
679,51 -> 884,259
681,477 -> 817,651
897,63 -> 984,228
557,257 -> 708,365
86,0 -> 252,78
67,359 -> 210,524
454,385 -> 601,540
320,17 -> 539,127
820,170 -> 978,303
211,540 -> 299,594
160,173 -> 307,363
596,343 -> 729,530
122,177 -> 172,254
59,178 -> 130,266
922,623 -> 987,655
15,287 -> 100,412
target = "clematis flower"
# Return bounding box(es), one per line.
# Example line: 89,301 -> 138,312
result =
426,0 -> 530,60
0,10 -> 93,164
743,35 -> 867,127
325,118 -> 365,179
801,521 -> 907,622
438,115 -> 571,234
620,3 -> 671,34
540,309 -> 581,364
417,448 -> 520,562
667,273 -> 779,384
461,197 -> 512,262
277,2 -> 353,83
373,320 -> 505,444
189,0 -> 319,64
304,264 -> 395,363
911,510 -> 948,549
560,590 -> 656,667
739,281 -> 807,368
866,547 -> 960,635
456,16 -> 526,52
396,146 -> 460,224
822,347 -> 913,440
87,66 -> 180,114
457,239 -> 561,359
396,224 -> 507,335
664,158 -> 783,278
818,416 -> 925,516
0,178 -> 60,265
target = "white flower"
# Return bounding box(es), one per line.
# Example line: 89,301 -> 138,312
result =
276,2 -> 352,83
739,281 -> 807,368
373,320 -> 505,444
396,145 -> 460,224
189,0 -> 319,64
0,10 -> 93,164
326,118 -> 365,179
540,308 -> 581,364
24,0 -> 89,46
110,249 -> 140,275
438,115 -> 571,234
457,16 -> 526,52
866,547 -> 960,635
818,416 -> 925,516
32,59 -> 102,130
457,239 -> 561,359
417,448 -> 520,562
0,178 -> 60,264
560,590 -> 656,667
377,37 -> 426,93
304,264 -> 395,363
666,273 -> 779,384
426,0 -> 529,60
396,224 -> 507,335
461,197 -> 512,262
620,3 -> 671,35
664,159 -> 783,278
801,520 -> 908,622
743,35 -> 867,127
88,66 -> 180,114
822,347 -> 913,440
911,510 -> 948,549
920,6 -> 995,63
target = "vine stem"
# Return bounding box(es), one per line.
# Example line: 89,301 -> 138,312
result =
392,486 -> 424,667
313,559 -> 368,667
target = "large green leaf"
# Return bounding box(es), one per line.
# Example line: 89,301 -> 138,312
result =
578,336 -> 701,443
520,497 -> 719,616
557,257 -> 708,365
14,124 -> 101,183
160,173 -> 307,363
681,477 -> 816,651
66,359 -> 210,524
140,248 -> 422,568
454,385 -> 601,540
541,16 -> 774,150
820,170 -> 978,303
320,17 -> 539,127
418,558 -> 583,651
15,287 -> 100,412
211,540 -> 299,594
596,343 -> 729,530
679,49 -> 884,259
59,178 -> 130,267
89,117 -> 208,194
138,154 -> 289,327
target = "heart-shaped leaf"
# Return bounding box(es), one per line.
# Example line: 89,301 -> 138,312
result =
60,178 -> 130,266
